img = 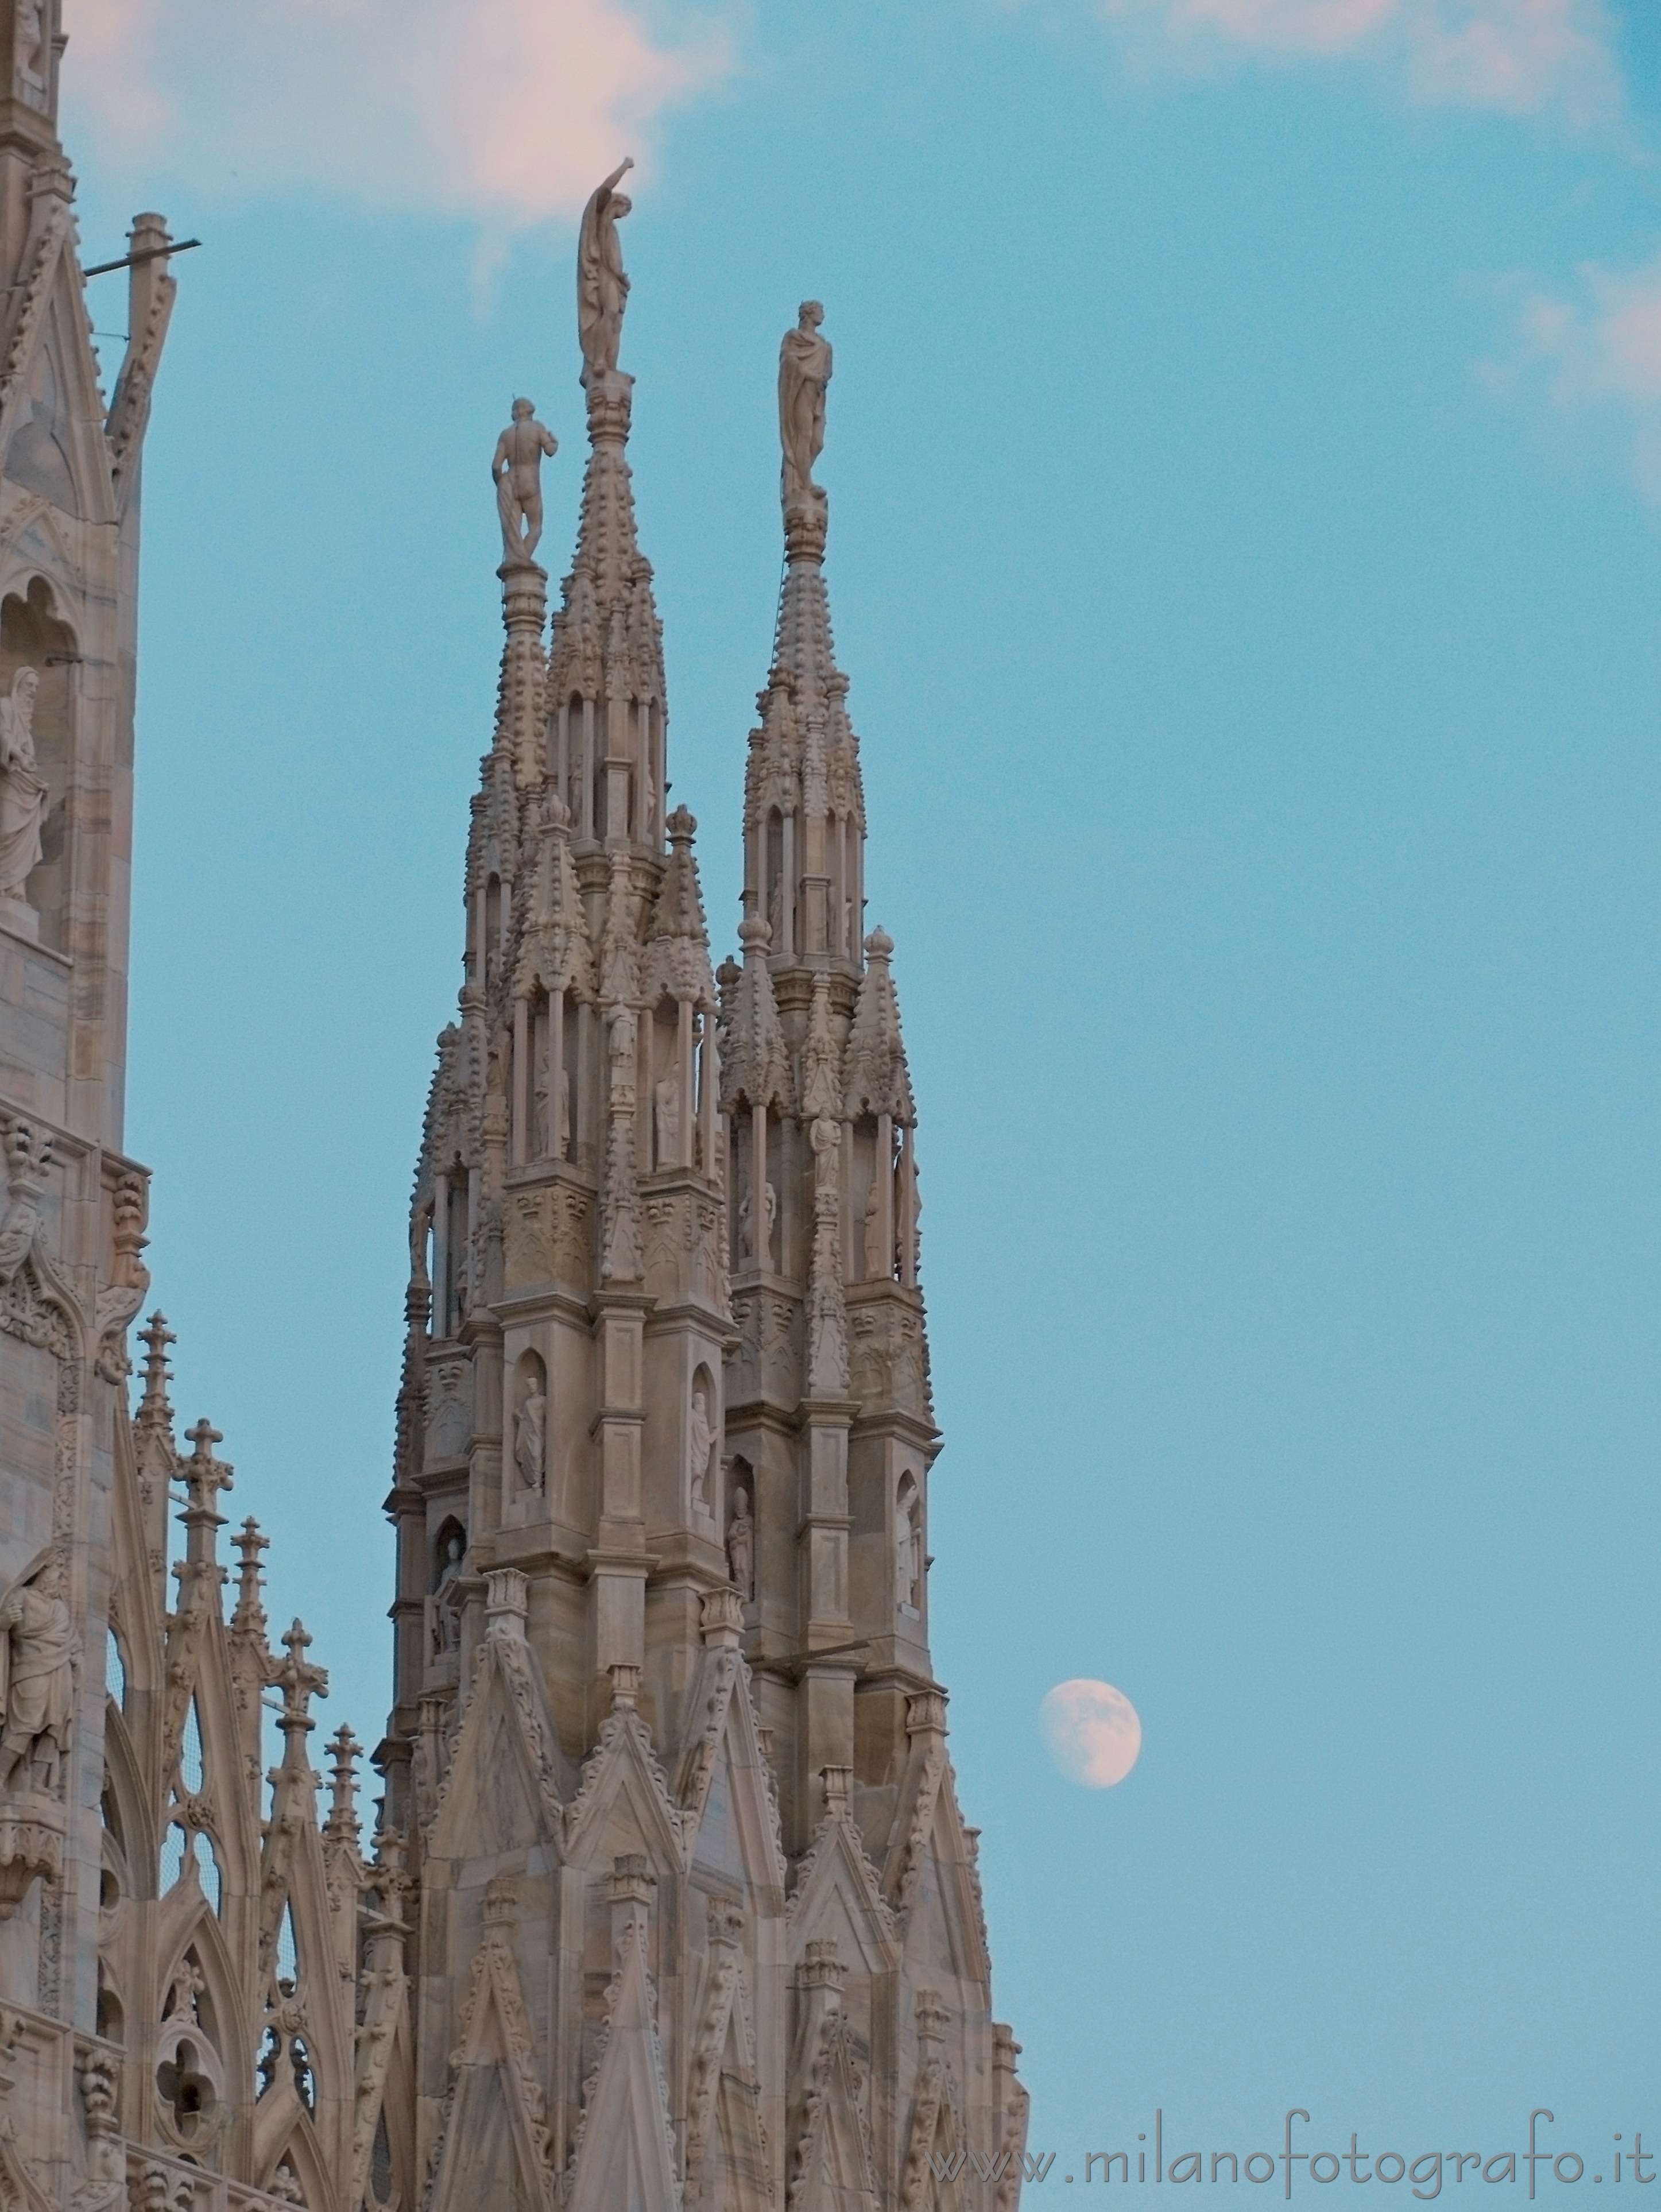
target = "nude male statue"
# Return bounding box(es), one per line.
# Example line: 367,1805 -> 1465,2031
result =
492,399 -> 557,567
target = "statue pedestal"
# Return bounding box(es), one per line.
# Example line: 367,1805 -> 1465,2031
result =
0,1794 -> 64,1916
0,896 -> 37,943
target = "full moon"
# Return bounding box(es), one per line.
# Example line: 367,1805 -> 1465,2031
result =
1041,1679 -> 1143,1787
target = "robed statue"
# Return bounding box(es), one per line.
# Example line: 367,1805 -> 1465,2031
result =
0,1554 -> 77,1794
0,667 -> 45,906
578,159 -> 634,385
493,399 -> 557,567
779,300 -> 831,510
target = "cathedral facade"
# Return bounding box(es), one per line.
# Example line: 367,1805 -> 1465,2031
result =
0,14 -> 1028,2210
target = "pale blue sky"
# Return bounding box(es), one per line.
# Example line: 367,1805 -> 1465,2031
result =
66,0 -> 1659,2185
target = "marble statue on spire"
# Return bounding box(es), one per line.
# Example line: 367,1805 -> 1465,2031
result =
779,300 -> 831,511
578,159 -> 634,385
492,398 -> 557,567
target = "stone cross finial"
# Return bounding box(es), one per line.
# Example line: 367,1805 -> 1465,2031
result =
177,1419 -> 232,1568
274,1618 -> 328,1741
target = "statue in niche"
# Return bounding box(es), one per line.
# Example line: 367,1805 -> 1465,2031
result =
895,1494 -> 921,1612
726,1484 -> 754,1599
688,1386 -> 716,1519
537,1064 -> 571,1160
431,1531 -> 465,1657
739,1180 -> 777,1268
810,1113 -> 839,1193
654,1072 -> 680,1170
514,1375 -> 545,1494
0,1553 -> 77,1793
577,158 -> 634,385
16,0 -> 45,101
607,1006 -> 636,1089
0,667 -> 45,907
864,1180 -> 887,1282
767,879 -> 784,954
779,300 -> 832,511
492,398 -> 558,567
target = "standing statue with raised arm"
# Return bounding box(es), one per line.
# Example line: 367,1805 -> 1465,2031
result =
779,300 -> 832,511
492,399 -> 557,567
578,158 -> 634,385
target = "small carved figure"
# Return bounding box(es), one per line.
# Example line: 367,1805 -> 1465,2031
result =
16,0 -> 45,96
514,1378 -> 545,1494
492,398 -> 558,567
431,1531 -> 464,1657
895,1495 -> 920,1611
688,1386 -> 715,1517
726,1484 -> 754,1599
578,159 -> 634,384
0,1553 -> 76,1793
655,1072 -> 681,1170
864,1180 -> 887,1282
810,1112 -> 839,1193
0,667 -> 45,905
739,1179 -> 778,1268
779,300 -> 832,511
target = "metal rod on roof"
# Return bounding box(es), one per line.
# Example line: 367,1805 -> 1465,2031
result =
83,238 -> 202,279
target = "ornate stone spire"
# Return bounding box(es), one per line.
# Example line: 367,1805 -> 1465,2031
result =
548,164 -> 665,854
745,305 -> 866,973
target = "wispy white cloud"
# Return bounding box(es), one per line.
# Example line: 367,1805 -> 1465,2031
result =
1485,256 -> 1661,501
62,0 -> 733,229
1095,0 -> 1619,122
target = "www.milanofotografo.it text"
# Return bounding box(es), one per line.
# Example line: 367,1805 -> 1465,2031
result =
936,2114 -> 1655,2201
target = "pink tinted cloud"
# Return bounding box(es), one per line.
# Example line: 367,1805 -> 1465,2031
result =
61,0 -> 731,228
1489,255 -> 1661,502
1106,0 -> 1617,119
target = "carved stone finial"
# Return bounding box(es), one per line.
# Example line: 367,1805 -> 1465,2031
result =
230,1517 -> 268,1635
607,1662 -> 641,1711
482,1873 -> 518,1926
820,1764 -> 851,1820
915,1990 -> 950,2047
699,1588 -> 744,1649
325,1725 -> 362,1840
178,1420 -> 233,1559
905,1689 -> 948,1738
607,1852 -> 655,1904
274,1618 -> 328,1744
799,1937 -> 845,1992
138,1310 -> 176,1419
484,1567 -> 528,1638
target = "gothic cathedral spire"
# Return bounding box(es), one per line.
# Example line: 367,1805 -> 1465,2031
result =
381,199 -> 1025,2212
